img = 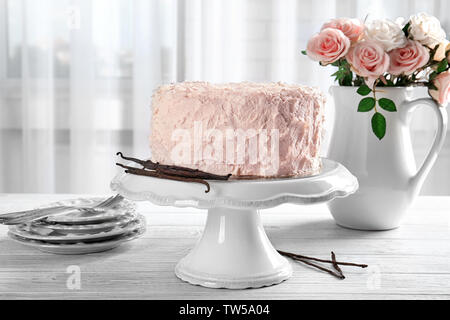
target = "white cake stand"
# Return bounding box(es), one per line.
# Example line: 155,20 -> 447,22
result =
110,158 -> 358,289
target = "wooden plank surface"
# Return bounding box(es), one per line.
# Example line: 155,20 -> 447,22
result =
0,194 -> 449,299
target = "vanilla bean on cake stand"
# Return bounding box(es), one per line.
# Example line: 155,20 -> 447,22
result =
115,151 -> 232,193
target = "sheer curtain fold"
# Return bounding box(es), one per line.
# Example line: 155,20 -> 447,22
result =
271,0 -> 297,82
69,0 -> 95,193
0,0 -> 449,194
0,1 -> 4,192
132,0 -> 162,159
21,0 -> 55,193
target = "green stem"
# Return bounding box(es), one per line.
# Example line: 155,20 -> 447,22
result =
373,79 -> 379,113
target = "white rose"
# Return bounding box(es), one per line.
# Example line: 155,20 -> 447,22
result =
408,12 -> 446,48
434,40 -> 450,61
395,17 -> 406,28
365,19 -> 407,51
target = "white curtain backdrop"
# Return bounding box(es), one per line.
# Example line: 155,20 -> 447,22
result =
0,0 -> 449,194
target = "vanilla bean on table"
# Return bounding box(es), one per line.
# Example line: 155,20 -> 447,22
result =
278,250 -> 368,280
277,250 -> 367,268
331,251 -> 345,279
290,256 -> 345,280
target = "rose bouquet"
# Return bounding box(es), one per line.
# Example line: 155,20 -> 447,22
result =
304,13 -> 449,140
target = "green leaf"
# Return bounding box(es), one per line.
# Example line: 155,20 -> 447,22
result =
378,98 -> 397,112
358,97 -> 376,112
437,59 -> 448,73
371,112 -> 386,140
428,82 -> 438,90
429,45 -> 440,62
429,71 -> 437,81
402,22 -> 410,37
341,73 -> 353,86
357,85 -> 371,96
332,69 -> 347,82
331,69 -> 343,77
301,50 -> 307,55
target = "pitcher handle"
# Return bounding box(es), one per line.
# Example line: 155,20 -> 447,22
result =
402,98 -> 447,192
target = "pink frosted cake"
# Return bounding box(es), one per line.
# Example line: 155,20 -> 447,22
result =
150,82 -> 325,178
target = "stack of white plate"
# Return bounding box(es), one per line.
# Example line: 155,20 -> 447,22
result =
8,197 -> 145,254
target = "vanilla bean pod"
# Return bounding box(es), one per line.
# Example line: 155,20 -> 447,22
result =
119,164 -> 211,193
288,256 -> 345,280
116,162 -> 213,193
277,250 -> 367,268
116,152 -> 231,181
116,152 -> 152,168
331,251 -> 345,279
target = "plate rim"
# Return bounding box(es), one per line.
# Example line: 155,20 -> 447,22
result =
32,211 -> 138,231
43,197 -> 136,224
9,215 -> 145,242
8,223 -> 146,249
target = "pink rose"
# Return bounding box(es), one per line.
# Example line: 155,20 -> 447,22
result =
306,28 -> 350,65
429,70 -> 450,105
321,18 -> 364,43
388,40 -> 430,75
346,40 -> 390,88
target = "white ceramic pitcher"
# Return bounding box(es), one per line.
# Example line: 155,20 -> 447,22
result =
327,86 -> 447,230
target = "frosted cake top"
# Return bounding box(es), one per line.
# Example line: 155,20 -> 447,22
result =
153,81 -> 326,104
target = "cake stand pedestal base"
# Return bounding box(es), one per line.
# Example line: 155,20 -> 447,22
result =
111,158 -> 358,289
175,207 -> 291,289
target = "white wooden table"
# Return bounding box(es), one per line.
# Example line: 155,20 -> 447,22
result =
0,194 -> 449,299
